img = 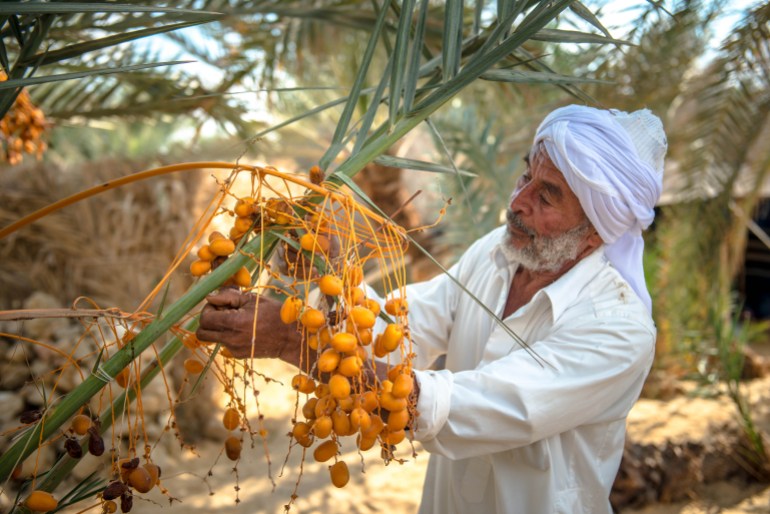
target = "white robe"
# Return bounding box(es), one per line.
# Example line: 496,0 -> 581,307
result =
389,227 -> 654,514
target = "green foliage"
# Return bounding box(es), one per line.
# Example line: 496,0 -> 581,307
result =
578,0 -> 717,113
708,301 -> 769,475
654,201 -> 725,355
427,106 -> 525,255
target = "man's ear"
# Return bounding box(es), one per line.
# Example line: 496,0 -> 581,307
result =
587,230 -> 604,250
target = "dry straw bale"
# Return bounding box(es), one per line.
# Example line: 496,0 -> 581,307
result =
0,157 -> 204,311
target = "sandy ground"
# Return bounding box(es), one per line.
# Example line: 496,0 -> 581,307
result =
123,437 -> 429,514
52,360 -> 770,514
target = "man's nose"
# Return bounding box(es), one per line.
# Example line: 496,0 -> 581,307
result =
509,183 -> 533,215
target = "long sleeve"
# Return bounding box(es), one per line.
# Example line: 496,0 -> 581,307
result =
413,315 -> 655,459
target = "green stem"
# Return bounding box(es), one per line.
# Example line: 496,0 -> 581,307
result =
332,111 -> 425,181
32,319 -> 198,496
0,233 -> 276,482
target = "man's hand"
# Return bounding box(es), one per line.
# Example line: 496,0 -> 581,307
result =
196,288 -> 301,363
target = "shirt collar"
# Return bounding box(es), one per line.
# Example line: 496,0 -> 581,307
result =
489,230 -> 609,320
540,246 -> 607,320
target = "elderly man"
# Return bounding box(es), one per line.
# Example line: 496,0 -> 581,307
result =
197,104 -> 667,514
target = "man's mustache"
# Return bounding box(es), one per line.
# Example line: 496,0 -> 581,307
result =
506,210 -> 535,238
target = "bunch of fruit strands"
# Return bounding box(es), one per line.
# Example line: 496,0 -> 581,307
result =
13,166 -> 278,513
287,189 -> 415,488
18,169 -> 289,512
20,406 -> 163,513
13,318 -> 171,514
14,163 -> 414,512
188,165 -> 417,492
98,328 -> 171,514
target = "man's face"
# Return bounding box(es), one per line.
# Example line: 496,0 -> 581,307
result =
504,146 -> 597,272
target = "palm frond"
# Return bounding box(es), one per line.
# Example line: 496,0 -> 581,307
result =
0,3 -> 222,118
678,2 -> 770,198
0,60 -> 191,89
427,106 -> 526,255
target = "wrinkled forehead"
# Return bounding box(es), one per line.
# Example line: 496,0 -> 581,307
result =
527,141 -> 550,165
522,142 -> 586,211
525,142 -> 566,186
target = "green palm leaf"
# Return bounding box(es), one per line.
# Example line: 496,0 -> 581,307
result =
0,60 -> 192,89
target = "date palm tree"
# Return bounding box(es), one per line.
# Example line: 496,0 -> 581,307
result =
0,1 -> 643,510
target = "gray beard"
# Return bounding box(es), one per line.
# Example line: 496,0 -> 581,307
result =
502,210 -> 593,273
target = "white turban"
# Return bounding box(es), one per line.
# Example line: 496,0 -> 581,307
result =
533,105 -> 667,312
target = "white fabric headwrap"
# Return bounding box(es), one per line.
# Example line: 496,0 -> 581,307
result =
533,105 -> 667,311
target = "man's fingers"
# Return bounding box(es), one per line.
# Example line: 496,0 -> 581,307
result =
195,328 -> 223,345
195,329 -> 256,358
199,305 -> 242,333
205,288 -> 254,308
328,234 -> 340,261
